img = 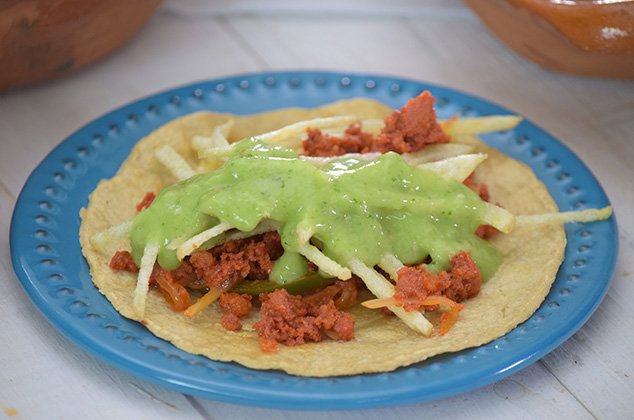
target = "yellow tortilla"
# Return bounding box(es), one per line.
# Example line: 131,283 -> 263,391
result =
79,99 -> 565,377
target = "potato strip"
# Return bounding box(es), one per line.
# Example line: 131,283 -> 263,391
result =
516,206 -> 612,227
191,119 -> 234,151
198,145 -> 233,159
400,143 -> 474,166
359,118 -> 385,134
224,219 -> 281,242
176,221 -> 233,260
348,258 -> 433,336
418,153 -> 487,182
300,145 -> 476,171
180,219 -> 280,256
483,202 -> 516,234
299,243 -> 351,280
378,253 -> 405,281
442,115 -> 522,136
133,243 -> 160,318
300,152 -> 382,167
254,116 -> 361,149
155,145 -> 197,181
296,225 -> 315,247
90,219 -> 133,251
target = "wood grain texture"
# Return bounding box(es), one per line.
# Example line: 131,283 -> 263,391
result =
1,1 -> 632,418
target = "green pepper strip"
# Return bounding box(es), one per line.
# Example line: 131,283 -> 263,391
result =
230,272 -> 337,296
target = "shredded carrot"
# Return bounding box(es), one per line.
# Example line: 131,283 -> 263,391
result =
361,296 -> 398,309
440,113 -> 460,132
418,295 -> 463,309
184,278 -> 234,317
439,310 -> 460,336
419,295 -> 465,336
362,294 -> 465,335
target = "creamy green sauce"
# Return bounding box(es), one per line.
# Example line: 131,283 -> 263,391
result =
130,138 -> 501,283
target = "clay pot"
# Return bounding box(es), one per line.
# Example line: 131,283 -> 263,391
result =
464,0 -> 634,79
0,0 -> 162,91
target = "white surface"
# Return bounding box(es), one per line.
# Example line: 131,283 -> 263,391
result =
1,1 -> 633,419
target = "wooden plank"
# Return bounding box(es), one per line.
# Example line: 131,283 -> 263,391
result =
1,2 -> 633,418
190,363 -> 594,419
541,267 -> 634,417
0,188 -> 208,419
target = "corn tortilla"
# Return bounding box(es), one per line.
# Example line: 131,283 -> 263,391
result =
79,99 -> 565,377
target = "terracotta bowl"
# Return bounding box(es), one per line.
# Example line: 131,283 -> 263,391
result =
0,0 -> 162,91
464,0 -> 634,79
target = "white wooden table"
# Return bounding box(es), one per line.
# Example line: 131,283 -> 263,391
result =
2,1 -> 633,418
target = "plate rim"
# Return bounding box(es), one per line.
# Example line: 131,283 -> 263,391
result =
9,70 -> 618,410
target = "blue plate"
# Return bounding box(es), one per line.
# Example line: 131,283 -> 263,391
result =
10,72 -> 617,410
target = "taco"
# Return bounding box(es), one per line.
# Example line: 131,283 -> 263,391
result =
79,92 -> 609,376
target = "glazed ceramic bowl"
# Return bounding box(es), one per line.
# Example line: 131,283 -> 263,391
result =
464,0 -> 634,79
0,0 -> 162,91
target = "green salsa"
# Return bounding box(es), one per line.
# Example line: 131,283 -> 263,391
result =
130,138 -> 501,283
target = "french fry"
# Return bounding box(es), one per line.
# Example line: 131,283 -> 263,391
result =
299,145 -> 476,171
198,116 -> 476,168
378,253 -> 405,281
442,115 -> 522,136
168,220 -> 275,253
296,225 -> 315,247
224,219 -> 281,242
418,153 -> 487,182
191,119 -> 234,151
299,243 -> 351,280
197,144 -> 234,159
255,116 -> 361,149
176,219 -> 280,254
90,219 -> 133,251
516,206 -> 612,227
193,120 -> 235,172
133,243 -> 160,318
176,221 -> 233,260
155,145 -> 197,181
165,235 -> 188,250
348,258 -> 433,336
316,118 -> 385,137
483,202 -> 516,234
359,118 -> 385,134
400,143 -> 474,166
300,152 -> 382,167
